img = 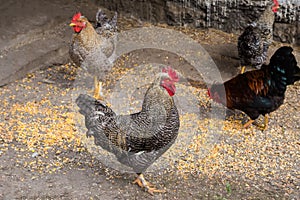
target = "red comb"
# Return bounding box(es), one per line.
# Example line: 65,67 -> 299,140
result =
162,66 -> 179,82
72,12 -> 82,22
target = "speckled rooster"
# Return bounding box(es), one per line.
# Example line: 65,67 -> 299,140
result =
69,11 -> 117,100
238,0 -> 280,73
76,66 -> 180,194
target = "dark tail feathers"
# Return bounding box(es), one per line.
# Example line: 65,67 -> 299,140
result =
76,94 -> 96,116
76,94 -> 115,118
269,46 -> 300,85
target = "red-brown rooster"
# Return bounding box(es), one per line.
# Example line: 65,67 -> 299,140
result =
208,46 -> 300,130
69,12 -> 117,100
238,0 -> 280,74
76,66 -> 180,194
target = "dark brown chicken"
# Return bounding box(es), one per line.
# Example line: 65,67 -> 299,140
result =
69,12 -> 117,100
238,0 -> 280,73
208,46 -> 300,130
76,66 -> 180,194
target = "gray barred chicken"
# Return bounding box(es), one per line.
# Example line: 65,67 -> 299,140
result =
76,67 -> 180,195
238,0 -> 280,74
69,11 -> 117,100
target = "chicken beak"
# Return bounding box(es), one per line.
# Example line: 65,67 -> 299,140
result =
69,23 -> 76,27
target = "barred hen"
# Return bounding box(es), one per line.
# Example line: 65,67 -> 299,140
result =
208,46 -> 300,130
69,12 -> 117,100
76,67 -> 180,194
238,0 -> 280,73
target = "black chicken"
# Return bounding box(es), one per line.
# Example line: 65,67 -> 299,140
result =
76,66 -> 180,194
208,46 -> 300,130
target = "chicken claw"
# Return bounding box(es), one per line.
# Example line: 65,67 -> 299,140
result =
244,115 -> 269,131
133,174 -> 165,195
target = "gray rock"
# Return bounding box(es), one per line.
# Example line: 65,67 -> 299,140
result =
0,0 -> 100,86
94,0 -> 299,45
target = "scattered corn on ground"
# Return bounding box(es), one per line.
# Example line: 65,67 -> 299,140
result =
1,20 -> 299,199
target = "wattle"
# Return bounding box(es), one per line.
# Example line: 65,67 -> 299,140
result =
166,89 -> 175,96
164,84 -> 175,96
74,26 -> 82,33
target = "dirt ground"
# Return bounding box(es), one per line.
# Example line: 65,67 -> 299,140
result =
1,15 -> 300,200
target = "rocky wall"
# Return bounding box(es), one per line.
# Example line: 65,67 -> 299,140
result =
94,0 -> 300,45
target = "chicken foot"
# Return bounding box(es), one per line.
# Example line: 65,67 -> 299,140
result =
243,115 -> 269,130
133,174 -> 165,195
254,115 -> 268,131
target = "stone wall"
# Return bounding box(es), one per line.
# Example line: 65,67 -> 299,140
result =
93,0 -> 300,45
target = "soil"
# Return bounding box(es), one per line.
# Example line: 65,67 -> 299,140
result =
1,3 -> 300,200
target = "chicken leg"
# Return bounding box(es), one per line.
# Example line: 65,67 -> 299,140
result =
93,76 -> 104,101
240,66 -> 246,74
133,174 -> 165,195
243,119 -> 255,128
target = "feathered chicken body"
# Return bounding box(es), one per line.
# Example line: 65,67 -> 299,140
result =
69,12 -> 115,67
208,46 -> 300,129
238,0 -> 279,73
76,67 -> 180,194
69,12 -> 117,100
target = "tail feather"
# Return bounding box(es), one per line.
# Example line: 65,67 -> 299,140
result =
95,9 -> 117,31
95,9 -> 108,29
76,94 -> 118,152
75,94 -> 109,116
76,94 -> 96,115
269,46 -> 300,86
110,12 -> 118,31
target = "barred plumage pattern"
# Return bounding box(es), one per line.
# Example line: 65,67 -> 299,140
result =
238,24 -> 269,69
76,77 -> 180,173
238,2 -> 275,69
